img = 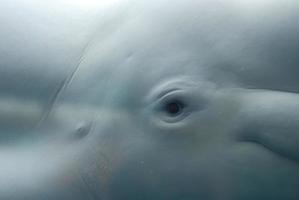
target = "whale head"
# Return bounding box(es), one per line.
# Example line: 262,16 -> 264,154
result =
0,0 -> 299,199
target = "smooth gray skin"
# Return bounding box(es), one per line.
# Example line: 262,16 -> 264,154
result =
0,0 -> 299,199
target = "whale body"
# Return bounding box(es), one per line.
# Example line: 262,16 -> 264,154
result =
0,0 -> 299,199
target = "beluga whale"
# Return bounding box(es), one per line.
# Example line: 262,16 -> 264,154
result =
0,0 -> 299,199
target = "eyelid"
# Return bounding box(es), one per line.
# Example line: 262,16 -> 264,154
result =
155,88 -> 183,100
144,82 -> 197,106
155,89 -> 186,104
144,76 -> 216,104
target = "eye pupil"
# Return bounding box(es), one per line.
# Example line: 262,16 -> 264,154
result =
165,101 -> 183,115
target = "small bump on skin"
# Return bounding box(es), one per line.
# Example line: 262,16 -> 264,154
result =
72,122 -> 92,140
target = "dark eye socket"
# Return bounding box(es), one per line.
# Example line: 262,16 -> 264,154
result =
163,100 -> 185,116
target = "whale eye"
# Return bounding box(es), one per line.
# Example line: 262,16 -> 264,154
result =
145,78 -> 211,125
155,94 -> 191,123
163,100 -> 185,116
